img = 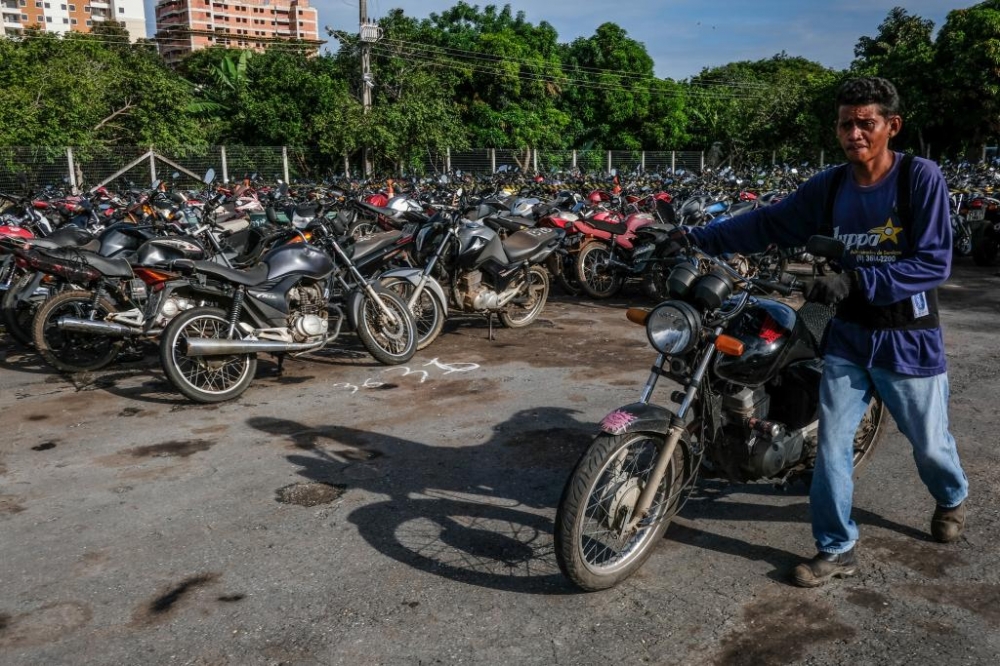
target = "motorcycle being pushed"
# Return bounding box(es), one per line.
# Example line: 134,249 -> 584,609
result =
554,236 -> 886,591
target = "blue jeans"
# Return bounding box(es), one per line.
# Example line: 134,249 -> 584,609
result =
811,355 -> 969,554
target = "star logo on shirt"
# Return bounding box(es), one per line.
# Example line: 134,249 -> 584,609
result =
867,217 -> 904,245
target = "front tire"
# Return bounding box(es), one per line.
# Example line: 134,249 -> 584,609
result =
349,216 -> 381,240
576,241 -> 623,299
159,307 -> 257,403
555,431 -> 689,591
499,265 -> 548,328
32,289 -> 122,372
355,289 -> 417,365
380,277 -> 446,350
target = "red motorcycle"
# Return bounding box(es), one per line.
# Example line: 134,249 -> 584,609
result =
572,193 -> 658,298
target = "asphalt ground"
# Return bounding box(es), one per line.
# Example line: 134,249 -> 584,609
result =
1,259 -> 998,666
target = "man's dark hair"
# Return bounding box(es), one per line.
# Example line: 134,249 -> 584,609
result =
835,77 -> 902,118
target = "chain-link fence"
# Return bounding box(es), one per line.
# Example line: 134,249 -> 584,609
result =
2,145 -> 838,193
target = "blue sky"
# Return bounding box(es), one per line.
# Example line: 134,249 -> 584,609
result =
146,1 -> 963,80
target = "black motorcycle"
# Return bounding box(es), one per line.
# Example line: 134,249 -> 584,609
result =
158,216 -> 417,403
554,236 -> 886,591
376,203 -> 565,350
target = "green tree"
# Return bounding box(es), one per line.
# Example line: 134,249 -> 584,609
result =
0,24 -> 207,150
559,23 -> 687,150
684,54 -> 836,166
851,7 -> 937,154
934,1 -> 1000,157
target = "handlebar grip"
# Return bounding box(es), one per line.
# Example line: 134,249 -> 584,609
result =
755,279 -> 794,296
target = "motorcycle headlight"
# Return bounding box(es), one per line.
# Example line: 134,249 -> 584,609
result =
646,301 -> 701,356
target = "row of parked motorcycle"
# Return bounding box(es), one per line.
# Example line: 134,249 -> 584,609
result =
2,161 -> 998,405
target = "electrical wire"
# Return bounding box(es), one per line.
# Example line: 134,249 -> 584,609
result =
367,41 -> 768,100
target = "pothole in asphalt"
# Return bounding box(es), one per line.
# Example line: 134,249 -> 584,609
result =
31,442 -> 57,451
275,482 -> 347,507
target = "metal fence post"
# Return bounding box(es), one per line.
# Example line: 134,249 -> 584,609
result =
572,150 -> 577,170
282,146 -> 290,183
700,151 -> 704,172
220,146 -> 229,183
66,148 -> 77,193
772,150 -> 777,166
490,148 -> 496,174
671,151 -> 676,173
640,151 -> 645,173
446,147 -> 451,173
344,153 -> 350,177
820,150 -> 825,168
149,148 -> 157,185
533,149 -> 538,173
607,150 -> 612,174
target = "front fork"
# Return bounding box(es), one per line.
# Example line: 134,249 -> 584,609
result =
625,332 -> 719,531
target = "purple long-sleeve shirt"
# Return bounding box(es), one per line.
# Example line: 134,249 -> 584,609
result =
689,152 -> 952,376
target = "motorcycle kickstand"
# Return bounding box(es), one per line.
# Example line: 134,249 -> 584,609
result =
487,312 -> 495,342
273,353 -> 286,376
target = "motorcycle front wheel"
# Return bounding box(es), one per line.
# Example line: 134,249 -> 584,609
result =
576,242 -> 623,299
159,306 -> 257,403
32,289 -> 123,373
380,277 -> 446,350
355,289 -> 417,365
499,265 -> 549,328
555,430 -> 689,591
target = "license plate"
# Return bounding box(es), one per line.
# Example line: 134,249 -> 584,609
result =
968,209 -> 985,221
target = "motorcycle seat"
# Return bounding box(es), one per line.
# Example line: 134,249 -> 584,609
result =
583,217 -> 628,235
36,247 -> 134,278
190,260 -> 271,286
30,236 -> 101,253
485,214 -> 535,234
502,227 -> 564,263
352,229 -> 405,261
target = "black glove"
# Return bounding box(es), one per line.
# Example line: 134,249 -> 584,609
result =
806,270 -> 858,306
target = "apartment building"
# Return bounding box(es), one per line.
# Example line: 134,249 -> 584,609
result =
1,0 -> 146,41
154,0 -> 321,65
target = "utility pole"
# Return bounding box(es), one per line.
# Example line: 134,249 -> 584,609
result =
326,4 -> 381,177
359,0 -> 376,177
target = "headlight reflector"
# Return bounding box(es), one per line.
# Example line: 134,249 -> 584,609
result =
646,301 -> 701,356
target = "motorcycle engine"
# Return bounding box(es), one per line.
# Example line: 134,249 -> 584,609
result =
288,284 -> 329,341
710,384 -> 808,481
457,270 -> 500,310
155,295 -> 197,328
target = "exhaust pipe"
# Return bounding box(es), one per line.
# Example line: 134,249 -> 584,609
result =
57,316 -> 137,338
182,337 -> 325,356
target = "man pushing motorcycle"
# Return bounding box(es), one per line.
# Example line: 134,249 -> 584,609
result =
685,76 -> 969,587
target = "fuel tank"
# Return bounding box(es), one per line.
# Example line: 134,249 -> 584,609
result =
714,298 -> 817,387
134,237 -> 208,267
262,242 -> 334,281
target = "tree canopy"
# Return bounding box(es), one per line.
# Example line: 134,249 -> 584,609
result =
1,4 -> 999,169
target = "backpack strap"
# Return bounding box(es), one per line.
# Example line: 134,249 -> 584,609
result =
895,153 -> 914,236
820,164 -> 849,237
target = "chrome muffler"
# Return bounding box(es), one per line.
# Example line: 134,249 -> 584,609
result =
182,337 -> 325,356
57,317 -> 136,337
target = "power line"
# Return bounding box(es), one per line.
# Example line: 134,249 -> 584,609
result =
378,36 -> 781,92
368,41 -> 765,100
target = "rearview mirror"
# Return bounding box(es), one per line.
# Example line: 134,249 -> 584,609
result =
806,235 -> 845,260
